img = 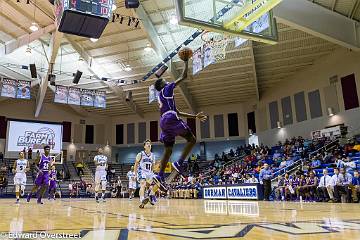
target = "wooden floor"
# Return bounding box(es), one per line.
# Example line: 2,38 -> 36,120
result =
0,198 -> 359,239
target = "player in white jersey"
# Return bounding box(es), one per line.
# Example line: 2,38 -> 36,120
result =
134,140 -> 158,208
127,166 -> 136,200
13,152 -> 29,204
94,148 -> 108,203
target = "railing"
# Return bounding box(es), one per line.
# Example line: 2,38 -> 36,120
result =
271,158 -> 304,182
308,139 -> 339,158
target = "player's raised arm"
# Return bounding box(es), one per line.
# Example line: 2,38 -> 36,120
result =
175,60 -> 189,87
177,109 -> 208,122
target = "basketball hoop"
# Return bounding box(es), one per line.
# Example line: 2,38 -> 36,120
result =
201,31 -> 229,61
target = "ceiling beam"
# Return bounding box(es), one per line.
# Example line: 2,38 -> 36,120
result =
349,0 -> 360,19
66,37 -> 144,118
135,4 -> 198,113
273,0 -> 360,51
35,30 -> 63,117
249,41 -> 259,100
332,0 -> 337,11
0,24 -> 56,57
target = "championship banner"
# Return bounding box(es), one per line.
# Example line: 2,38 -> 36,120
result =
1,78 -> 17,98
7,120 -> 63,154
54,85 -> 69,104
203,42 -> 214,68
68,87 -> 81,105
192,47 -> 203,75
94,90 -> 106,108
148,85 -> 159,104
16,80 -> 31,99
235,37 -> 247,48
81,89 -> 94,107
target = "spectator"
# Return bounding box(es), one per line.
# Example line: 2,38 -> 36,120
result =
303,171 -> 318,201
311,157 -> 321,169
316,169 -> 332,202
334,168 -> 352,203
28,147 -> 32,160
279,158 -> 287,169
76,160 -> 84,176
22,147 -> 26,158
275,176 -> 285,201
328,168 -> 342,202
0,174 -> 8,195
249,175 -> 259,183
0,152 -> 3,163
351,170 -> 360,203
259,163 -> 273,201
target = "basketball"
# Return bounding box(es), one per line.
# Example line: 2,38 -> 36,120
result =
178,47 -> 193,61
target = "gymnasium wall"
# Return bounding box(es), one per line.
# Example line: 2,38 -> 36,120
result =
245,48 -> 360,146
0,101 -> 111,160
110,103 -> 247,145
112,139 -> 245,164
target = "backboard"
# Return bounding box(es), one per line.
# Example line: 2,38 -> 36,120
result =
175,0 -> 282,44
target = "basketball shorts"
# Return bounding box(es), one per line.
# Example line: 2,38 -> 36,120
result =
95,170 -> 107,185
49,180 -> 56,191
35,172 -> 49,186
137,170 -> 156,183
129,181 -> 137,190
160,113 -> 191,146
14,172 -> 27,186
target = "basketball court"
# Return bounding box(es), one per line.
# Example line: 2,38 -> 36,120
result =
1,0 -> 360,239
1,199 -> 360,239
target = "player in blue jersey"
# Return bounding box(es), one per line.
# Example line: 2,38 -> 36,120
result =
153,58 -> 207,190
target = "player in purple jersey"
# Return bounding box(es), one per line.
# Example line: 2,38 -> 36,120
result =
153,60 -> 207,190
27,145 -> 53,204
48,165 -> 57,200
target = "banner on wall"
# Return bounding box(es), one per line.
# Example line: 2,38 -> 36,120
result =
16,80 -> 31,99
1,78 -> 17,98
54,85 -> 69,104
192,47 -> 203,75
68,87 -> 81,105
148,85 -> 159,104
81,89 -> 94,107
6,120 -> 63,154
203,42 -> 214,68
94,91 -> 106,108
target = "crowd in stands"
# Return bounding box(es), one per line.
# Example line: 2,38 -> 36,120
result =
170,136 -> 360,203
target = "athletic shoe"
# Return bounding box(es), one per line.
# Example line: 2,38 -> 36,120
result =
15,199 -> 20,204
101,198 -> 106,203
172,162 -> 184,175
139,198 -> 150,209
37,200 -> 44,204
20,189 -> 25,197
96,196 -> 100,203
149,195 -> 157,205
26,194 -> 31,203
154,175 -> 168,192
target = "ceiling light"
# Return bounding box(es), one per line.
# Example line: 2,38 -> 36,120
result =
327,107 -> 335,116
277,121 -> 282,129
25,46 -> 32,56
112,4 -> 117,11
29,22 -> 39,32
169,14 -> 178,25
90,38 -> 98,42
124,65 -> 132,72
144,43 -> 153,52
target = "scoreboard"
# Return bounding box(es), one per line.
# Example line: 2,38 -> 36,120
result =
66,0 -> 112,18
55,0 -> 113,38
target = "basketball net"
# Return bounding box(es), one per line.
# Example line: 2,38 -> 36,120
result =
201,31 -> 229,61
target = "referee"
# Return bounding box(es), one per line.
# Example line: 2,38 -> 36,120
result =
259,163 -> 273,201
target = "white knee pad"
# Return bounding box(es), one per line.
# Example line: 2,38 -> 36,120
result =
101,180 -> 107,191
95,184 -> 100,192
20,185 -> 25,191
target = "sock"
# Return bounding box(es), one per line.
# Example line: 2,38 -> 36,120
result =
16,192 -> 19,200
102,192 -> 105,199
